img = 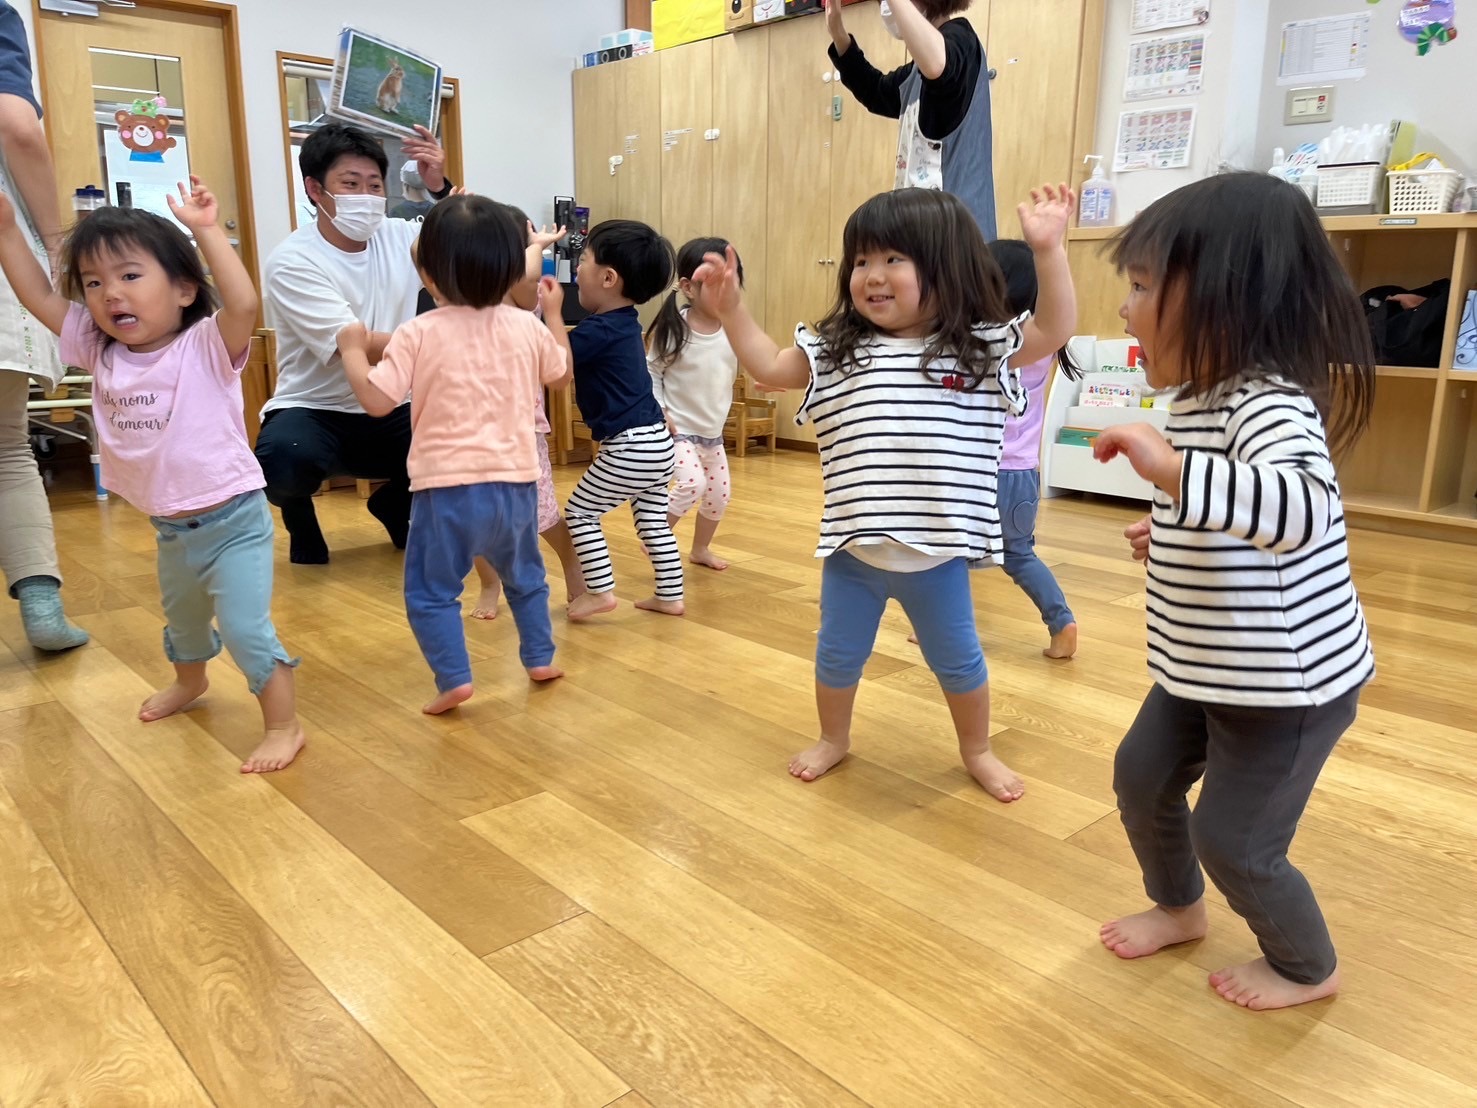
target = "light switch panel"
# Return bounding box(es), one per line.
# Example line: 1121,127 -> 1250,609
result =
1284,86 -> 1335,126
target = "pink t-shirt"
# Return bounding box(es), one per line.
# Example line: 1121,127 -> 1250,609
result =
368,304 -> 566,491
999,353 -> 1055,471
60,304 -> 262,517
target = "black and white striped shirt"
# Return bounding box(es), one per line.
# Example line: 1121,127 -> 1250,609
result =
1149,376 -> 1374,707
795,319 -> 1026,565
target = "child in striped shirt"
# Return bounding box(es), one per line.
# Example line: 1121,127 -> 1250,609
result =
697,184 -> 1077,800
1092,172 -> 1376,1010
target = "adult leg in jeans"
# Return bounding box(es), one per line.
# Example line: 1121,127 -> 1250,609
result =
998,467 -> 1077,659
254,406 -> 342,564
338,406 -> 413,550
0,371 -> 86,649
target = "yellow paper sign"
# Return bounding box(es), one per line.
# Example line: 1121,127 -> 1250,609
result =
653,0 -> 727,50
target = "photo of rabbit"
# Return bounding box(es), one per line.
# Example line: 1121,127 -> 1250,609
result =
329,28 -> 442,139
376,58 -> 405,113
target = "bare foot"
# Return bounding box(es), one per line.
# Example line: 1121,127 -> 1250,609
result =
634,595 -> 685,616
568,591 -> 618,622
1100,900 -> 1209,959
469,585 -> 501,621
241,721 -> 306,774
960,745 -> 1026,802
1209,958 -> 1339,1010
424,684 -> 473,715
1044,622 -> 1078,660
689,548 -> 729,571
789,737 -> 849,781
139,676 -> 210,722
907,632 -> 919,645
526,664 -> 564,683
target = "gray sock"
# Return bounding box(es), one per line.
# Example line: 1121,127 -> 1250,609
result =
14,576 -> 89,652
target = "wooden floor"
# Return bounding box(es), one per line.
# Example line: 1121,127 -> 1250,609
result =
3,451 -> 1475,1107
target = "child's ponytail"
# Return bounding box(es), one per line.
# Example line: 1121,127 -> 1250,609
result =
989,238 -> 1083,381
646,235 -> 743,367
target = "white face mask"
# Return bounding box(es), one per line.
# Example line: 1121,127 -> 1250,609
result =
879,1 -> 903,38
326,192 -> 385,242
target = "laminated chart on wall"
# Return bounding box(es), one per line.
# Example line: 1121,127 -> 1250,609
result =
1277,12 -> 1371,85
1124,31 -> 1206,99
1113,106 -> 1197,171
1130,0 -> 1210,34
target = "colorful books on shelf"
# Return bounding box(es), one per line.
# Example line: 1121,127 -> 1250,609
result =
1057,426 -> 1102,448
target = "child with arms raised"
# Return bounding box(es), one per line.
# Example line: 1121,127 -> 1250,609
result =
540,219 -> 680,620
697,184 -> 1076,799
647,236 -> 745,571
338,197 -> 571,714
0,177 -> 303,773
1093,172 -> 1376,1010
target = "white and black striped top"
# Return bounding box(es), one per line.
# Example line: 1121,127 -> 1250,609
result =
794,318 -> 1026,565
1149,376 -> 1375,707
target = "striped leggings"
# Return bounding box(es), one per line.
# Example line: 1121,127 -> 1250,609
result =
565,422 -> 683,601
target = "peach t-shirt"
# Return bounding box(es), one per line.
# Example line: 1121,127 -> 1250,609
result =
368,304 -> 566,491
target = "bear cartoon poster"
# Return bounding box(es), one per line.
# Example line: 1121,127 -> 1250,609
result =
104,95 -> 192,228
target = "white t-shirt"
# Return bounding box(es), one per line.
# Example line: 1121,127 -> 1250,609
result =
262,217 -> 423,415
647,315 -> 740,440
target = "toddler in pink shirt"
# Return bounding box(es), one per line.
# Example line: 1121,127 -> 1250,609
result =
339,195 -> 572,714
0,176 -> 304,774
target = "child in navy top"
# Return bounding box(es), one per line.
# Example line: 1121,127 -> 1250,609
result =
539,219 -> 679,621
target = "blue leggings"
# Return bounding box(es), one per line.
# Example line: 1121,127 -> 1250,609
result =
404,482 -> 553,691
816,551 -> 986,694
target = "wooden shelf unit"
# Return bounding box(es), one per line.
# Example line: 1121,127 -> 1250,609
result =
1067,214 -> 1477,541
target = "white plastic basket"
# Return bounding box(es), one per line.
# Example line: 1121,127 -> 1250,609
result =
1387,168 -> 1463,214
1316,162 -> 1384,209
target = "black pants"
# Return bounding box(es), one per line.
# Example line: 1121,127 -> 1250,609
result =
1113,684 -> 1360,985
254,405 -> 413,557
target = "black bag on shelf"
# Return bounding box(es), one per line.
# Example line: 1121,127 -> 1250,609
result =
1362,279 -> 1450,368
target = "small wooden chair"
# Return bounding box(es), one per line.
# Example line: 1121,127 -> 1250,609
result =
724,378 -> 777,457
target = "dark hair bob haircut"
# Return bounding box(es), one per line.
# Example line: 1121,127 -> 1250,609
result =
63,206 -> 217,330
816,188 -> 1015,388
1111,171 -> 1375,452
647,236 -> 744,368
416,195 -> 526,310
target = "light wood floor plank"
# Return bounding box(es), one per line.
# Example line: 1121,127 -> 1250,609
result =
488,913 -> 866,1108
0,701 -> 430,1107
472,713 -> 1271,1106
14,643 -> 626,1107
466,792 -> 1074,1107
0,759 -> 210,1107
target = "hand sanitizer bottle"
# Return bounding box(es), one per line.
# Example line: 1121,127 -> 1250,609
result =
1079,155 -> 1115,227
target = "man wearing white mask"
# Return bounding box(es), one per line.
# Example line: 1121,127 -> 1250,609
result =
256,122 -> 451,563
825,0 -> 996,238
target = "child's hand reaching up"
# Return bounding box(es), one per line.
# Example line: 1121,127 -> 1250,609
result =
1093,423 -> 1182,495
1018,182 -> 1075,254
539,276 -> 564,316
166,175 -> 219,232
692,246 -> 744,319
528,222 -> 566,252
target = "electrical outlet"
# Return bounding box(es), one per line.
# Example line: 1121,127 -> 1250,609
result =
1284,86 -> 1335,126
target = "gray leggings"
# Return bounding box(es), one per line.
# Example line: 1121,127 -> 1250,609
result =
1114,684 -> 1360,985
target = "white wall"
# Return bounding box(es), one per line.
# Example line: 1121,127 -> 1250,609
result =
1255,0 -> 1474,173
17,0 -> 623,270
1092,0 -> 1270,220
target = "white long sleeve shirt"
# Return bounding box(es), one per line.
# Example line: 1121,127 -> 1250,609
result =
1148,376 -> 1375,707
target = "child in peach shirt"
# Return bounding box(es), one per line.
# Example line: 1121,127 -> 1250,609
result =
338,195 -> 571,714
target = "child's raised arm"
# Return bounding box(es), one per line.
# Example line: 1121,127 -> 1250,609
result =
0,191 -> 69,336
1013,183 -> 1078,366
536,277 -> 574,389
694,246 -> 810,390
167,176 -> 258,362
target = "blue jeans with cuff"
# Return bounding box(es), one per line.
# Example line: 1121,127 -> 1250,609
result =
816,550 -> 986,694
151,490 -> 297,695
405,481 -> 553,692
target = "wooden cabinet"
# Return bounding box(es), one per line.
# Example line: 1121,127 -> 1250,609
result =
572,53 -> 663,234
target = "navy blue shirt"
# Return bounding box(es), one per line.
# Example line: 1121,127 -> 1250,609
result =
0,2 -> 40,117
568,306 -> 663,441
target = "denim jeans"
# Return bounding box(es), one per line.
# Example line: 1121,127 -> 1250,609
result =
997,467 -> 1074,635
151,490 -> 297,694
